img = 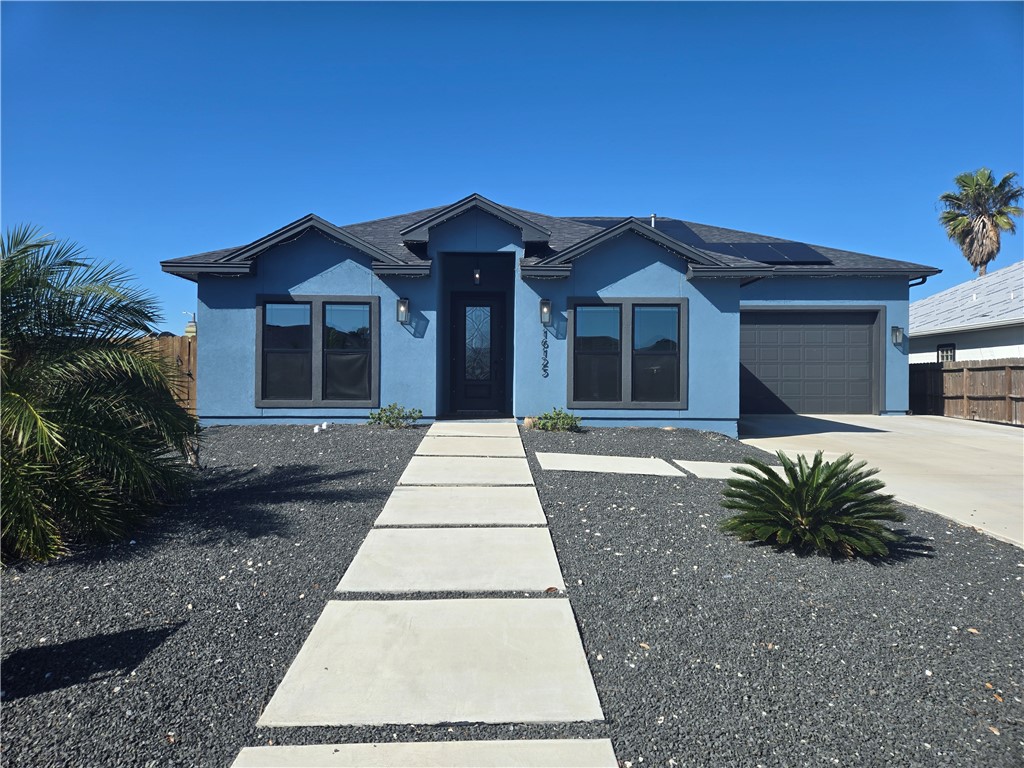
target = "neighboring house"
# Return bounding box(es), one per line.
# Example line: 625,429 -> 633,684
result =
909,261 -> 1024,364
161,194 -> 939,437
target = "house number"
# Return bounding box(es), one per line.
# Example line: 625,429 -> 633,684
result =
541,328 -> 550,378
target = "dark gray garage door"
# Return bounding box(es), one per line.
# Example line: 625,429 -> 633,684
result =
740,311 -> 878,414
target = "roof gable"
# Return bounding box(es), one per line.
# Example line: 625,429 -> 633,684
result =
399,193 -> 551,243
521,217 -> 772,279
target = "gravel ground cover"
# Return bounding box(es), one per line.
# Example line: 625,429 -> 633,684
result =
3,423 -> 1021,767
0,425 -> 425,767
523,426 -> 1024,767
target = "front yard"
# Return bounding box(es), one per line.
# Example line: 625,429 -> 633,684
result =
1,424 -> 1021,767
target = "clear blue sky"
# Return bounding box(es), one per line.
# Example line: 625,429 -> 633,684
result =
3,1 -> 1022,332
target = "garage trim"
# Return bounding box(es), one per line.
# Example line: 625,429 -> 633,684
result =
739,304 -> 887,414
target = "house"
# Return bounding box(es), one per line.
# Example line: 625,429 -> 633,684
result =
161,194 -> 940,437
908,260 -> 1024,363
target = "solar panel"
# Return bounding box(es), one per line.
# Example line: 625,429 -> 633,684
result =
771,242 -> 831,264
731,243 -> 791,263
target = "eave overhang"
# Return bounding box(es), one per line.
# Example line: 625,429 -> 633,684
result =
400,193 -> 551,243
162,213 -> 419,281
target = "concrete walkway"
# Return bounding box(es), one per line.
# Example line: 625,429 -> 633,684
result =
740,414 -> 1024,548
234,421 -> 614,765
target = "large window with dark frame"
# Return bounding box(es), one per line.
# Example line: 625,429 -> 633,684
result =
573,305 -> 622,402
258,296 -> 379,407
569,298 -> 687,409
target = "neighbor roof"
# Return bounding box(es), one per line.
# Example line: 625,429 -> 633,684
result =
161,195 -> 940,282
909,260 -> 1024,336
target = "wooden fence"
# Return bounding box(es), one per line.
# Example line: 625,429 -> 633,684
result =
909,358 -> 1024,426
145,334 -> 197,415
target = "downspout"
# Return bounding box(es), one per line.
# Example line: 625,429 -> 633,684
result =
909,275 -> 929,287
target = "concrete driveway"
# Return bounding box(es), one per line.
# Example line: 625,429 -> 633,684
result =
740,414 -> 1024,548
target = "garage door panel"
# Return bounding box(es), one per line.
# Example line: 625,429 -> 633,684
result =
740,311 -> 877,414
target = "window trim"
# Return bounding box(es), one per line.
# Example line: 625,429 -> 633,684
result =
936,343 -> 956,363
255,294 -> 380,408
567,296 -> 689,410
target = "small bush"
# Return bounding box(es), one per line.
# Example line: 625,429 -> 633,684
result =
720,451 -> 906,559
532,407 -> 582,432
368,403 -> 422,428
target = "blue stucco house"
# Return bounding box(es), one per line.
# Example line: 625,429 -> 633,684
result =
162,194 -> 939,437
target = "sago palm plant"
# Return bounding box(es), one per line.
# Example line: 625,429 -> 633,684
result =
1,226 -> 198,562
720,451 -> 905,558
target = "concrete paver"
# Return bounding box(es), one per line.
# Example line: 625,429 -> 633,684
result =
375,485 -> 546,527
740,414 -> 1024,547
674,459 -> 788,480
399,456 -> 533,486
232,739 -> 618,767
336,528 -> 565,593
416,435 -> 525,457
256,599 -> 604,726
536,452 -> 684,477
427,421 -> 521,438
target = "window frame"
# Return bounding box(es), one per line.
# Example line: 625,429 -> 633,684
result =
567,296 -> 688,410
255,294 -> 380,408
936,343 -> 956,363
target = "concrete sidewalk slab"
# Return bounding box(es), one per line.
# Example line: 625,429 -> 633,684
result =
399,456 -> 533,486
232,739 -> 618,767
417,435 -> 525,457
536,452 -> 683,477
375,485 -> 546,527
673,460 -> 790,480
337,528 -> 565,592
427,422 -> 521,438
256,599 -> 604,726
740,414 -> 1024,547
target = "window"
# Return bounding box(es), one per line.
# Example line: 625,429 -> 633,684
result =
568,298 -> 688,409
937,343 -> 956,362
257,295 -> 379,407
573,305 -> 622,402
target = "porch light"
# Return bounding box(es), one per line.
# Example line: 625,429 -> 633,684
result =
473,268 -> 481,285
539,299 -> 553,327
396,298 -> 411,325
891,325 -> 904,345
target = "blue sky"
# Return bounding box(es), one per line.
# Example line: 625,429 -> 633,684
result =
3,1 -> 1022,332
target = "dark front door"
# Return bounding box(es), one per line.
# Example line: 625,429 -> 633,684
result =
451,293 -> 506,414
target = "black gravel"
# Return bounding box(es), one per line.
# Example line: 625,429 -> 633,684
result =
2,424 -> 1021,767
524,426 -> 1024,767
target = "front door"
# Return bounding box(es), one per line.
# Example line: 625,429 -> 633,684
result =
451,293 -> 506,414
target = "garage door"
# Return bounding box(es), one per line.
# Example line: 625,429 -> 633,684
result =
740,311 -> 878,414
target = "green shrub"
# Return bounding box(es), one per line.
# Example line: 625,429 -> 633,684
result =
368,403 -> 422,428
533,407 -> 582,432
1,226 -> 198,562
720,451 -> 906,558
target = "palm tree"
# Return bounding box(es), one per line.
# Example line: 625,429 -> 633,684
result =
939,168 -> 1023,276
1,226 -> 198,562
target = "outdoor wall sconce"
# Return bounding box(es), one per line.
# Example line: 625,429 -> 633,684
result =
539,299 -> 553,327
473,268 -> 481,285
891,325 -> 904,345
396,298 -> 411,325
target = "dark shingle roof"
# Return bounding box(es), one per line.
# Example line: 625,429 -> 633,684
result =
162,197 -> 939,280
910,260 -> 1024,335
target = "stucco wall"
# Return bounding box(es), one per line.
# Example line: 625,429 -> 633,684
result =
516,232 -> 741,434
908,325 -> 1024,363
197,229 -> 438,423
739,275 -> 910,414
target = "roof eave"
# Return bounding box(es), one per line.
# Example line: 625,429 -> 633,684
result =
909,317 -> 1024,337
372,262 -> 432,277
543,218 -> 725,268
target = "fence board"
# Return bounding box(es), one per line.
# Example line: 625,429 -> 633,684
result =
144,334 -> 197,415
910,358 -> 1024,426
